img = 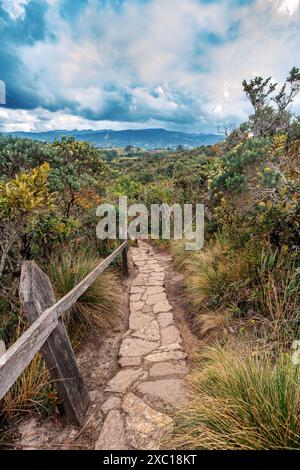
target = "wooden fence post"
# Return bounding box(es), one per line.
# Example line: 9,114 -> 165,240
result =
19,261 -> 90,426
121,241 -> 129,277
0,340 -> 6,357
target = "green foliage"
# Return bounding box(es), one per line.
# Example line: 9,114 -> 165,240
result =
0,162 -> 54,216
0,163 -> 56,281
113,175 -> 142,200
207,137 -> 270,194
0,136 -> 48,179
243,68 -> 300,136
142,179 -> 174,206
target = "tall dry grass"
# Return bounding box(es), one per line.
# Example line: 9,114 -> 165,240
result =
256,248 -> 300,350
49,248 -> 119,329
170,345 -> 300,450
0,322 -> 57,439
171,234 -> 254,336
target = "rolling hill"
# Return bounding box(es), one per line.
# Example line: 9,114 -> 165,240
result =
3,128 -> 224,149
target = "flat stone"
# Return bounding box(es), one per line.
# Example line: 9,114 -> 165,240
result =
153,301 -> 172,314
132,258 -> 146,264
132,276 -> 148,286
142,305 -> 154,314
146,286 -> 165,295
131,293 -> 142,302
130,286 -> 145,294
147,280 -> 164,286
95,410 -> 127,450
130,301 -> 144,311
157,312 -> 174,328
120,338 -> 159,357
140,267 -> 153,273
132,320 -> 160,342
145,349 -> 187,364
149,362 -> 188,378
119,356 -> 142,367
152,267 -> 164,272
129,312 -> 153,330
149,273 -> 165,279
146,293 -> 167,306
161,325 -> 182,345
137,379 -> 186,405
122,393 -> 173,450
106,368 -> 144,393
134,261 -> 146,266
101,396 -> 122,413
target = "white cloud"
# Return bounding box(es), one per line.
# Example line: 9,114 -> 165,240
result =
268,0 -> 300,15
2,0 -> 300,132
1,0 -> 29,20
0,107 -> 186,133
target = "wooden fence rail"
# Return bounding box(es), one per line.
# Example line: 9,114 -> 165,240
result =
0,241 -> 128,425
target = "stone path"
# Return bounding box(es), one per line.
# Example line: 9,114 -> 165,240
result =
95,242 -> 188,450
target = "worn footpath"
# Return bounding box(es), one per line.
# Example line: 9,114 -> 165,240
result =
95,241 -> 189,450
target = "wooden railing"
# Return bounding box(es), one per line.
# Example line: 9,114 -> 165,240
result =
0,241 -> 128,425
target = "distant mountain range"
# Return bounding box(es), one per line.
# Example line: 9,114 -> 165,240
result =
3,128 -> 224,149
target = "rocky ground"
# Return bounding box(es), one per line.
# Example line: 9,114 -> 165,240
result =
95,242 -> 190,450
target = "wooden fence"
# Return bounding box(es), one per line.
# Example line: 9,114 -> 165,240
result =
0,241 -> 128,426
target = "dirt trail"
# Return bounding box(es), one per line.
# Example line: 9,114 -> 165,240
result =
12,241 -> 193,450
94,241 -> 190,450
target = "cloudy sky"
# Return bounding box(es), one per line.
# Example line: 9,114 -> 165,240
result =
0,0 -> 299,133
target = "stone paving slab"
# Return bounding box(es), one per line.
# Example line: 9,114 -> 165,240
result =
95,410 -> 126,450
149,361 -> 188,378
106,368 -> 145,393
95,241 -> 189,450
137,379 -> 187,405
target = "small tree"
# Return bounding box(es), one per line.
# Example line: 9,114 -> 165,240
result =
243,67 -> 300,137
48,138 -> 107,216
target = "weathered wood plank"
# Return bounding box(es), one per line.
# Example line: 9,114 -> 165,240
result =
0,308 -> 57,400
0,241 -> 127,402
19,261 -> 90,426
0,340 -> 6,357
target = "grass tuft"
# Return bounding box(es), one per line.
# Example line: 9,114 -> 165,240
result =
170,345 -> 300,450
49,248 -> 119,329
